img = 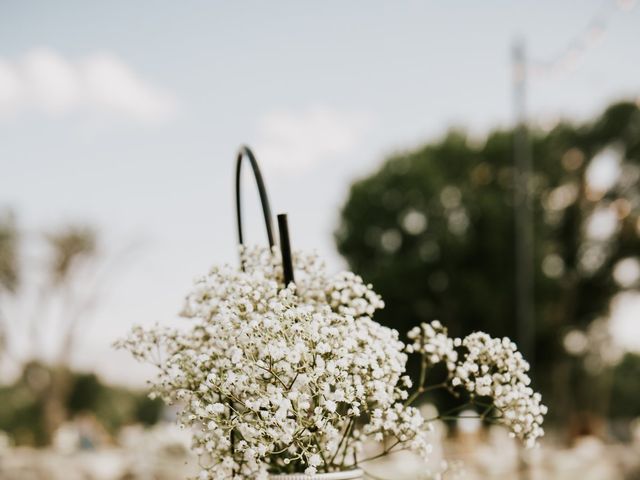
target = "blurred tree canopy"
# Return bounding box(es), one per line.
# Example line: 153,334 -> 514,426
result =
0,215 -> 159,445
336,101 -> 640,428
0,211 -> 19,294
0,362 -> 162,446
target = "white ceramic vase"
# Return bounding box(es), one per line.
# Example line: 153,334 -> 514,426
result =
269,469 -> 363,480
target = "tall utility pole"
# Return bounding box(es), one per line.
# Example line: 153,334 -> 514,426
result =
512,39 -> 535,364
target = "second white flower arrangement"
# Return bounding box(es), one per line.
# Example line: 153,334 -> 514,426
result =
118,246 -> 546,479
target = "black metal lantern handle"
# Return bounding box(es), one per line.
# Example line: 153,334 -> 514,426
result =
235,145 -> 276,250
234,145 -> 295,285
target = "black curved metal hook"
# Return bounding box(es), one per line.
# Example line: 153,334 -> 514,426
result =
235,145 -> 276,250
234,145 -> 294,285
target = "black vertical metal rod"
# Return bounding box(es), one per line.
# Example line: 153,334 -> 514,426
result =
277,214 -> 295,286
235,146 -> 276,269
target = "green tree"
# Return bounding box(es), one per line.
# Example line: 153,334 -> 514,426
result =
0,363 -> 162,445
336,102 -> 640,428
0,212 -> 19,363
0,211 -> 19,294
0,213 -> 152,444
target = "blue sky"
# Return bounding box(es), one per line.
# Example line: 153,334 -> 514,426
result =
1,0 -> 639,385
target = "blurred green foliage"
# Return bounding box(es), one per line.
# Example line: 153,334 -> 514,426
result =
0,211 -> 19,293
336,101 -> 640,427
0,362 -> 162,446
45,226 -> 97,285
610,353 -> 640,419
0,217 -> 162,445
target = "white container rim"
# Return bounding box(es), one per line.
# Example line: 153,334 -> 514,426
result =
269,469 -> 363,480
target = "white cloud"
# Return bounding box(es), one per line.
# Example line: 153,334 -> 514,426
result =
0,47 -> 178,123
0,59 -> 23,112
254,106 -> 372,171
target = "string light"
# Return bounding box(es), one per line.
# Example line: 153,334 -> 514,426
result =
530,0 -> 635,79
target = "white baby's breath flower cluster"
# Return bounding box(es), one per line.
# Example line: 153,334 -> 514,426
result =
118,247 -> 428,479
407,323 -> 547,447
117,246 -> 546,478
406,320 -> 457,371
451,333 -> 547,447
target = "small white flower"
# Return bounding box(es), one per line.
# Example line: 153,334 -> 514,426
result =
117,246 -> 544,479
325,400 -> 337,413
